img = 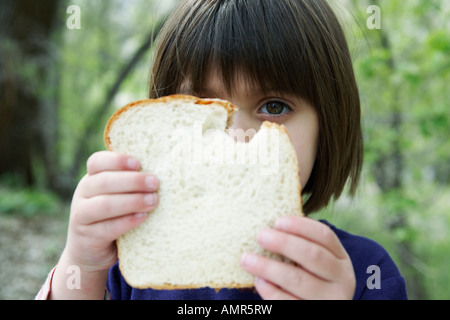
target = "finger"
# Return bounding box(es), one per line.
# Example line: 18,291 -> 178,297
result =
240,253 -> 332,300
86,151 -> 141,175
254,277 -> 298,300
257,228 -> 340,281
88,212 -> 150,244
80,171 -> 159,198
76,193 -> 158,225
274,216 -> 347,260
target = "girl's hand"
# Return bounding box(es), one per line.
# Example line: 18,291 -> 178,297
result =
240,216 -> 356,300
64,151 -> 159,273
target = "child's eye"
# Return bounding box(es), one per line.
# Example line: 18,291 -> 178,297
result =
259,101 -> 292,116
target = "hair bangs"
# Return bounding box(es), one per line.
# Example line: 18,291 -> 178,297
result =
168,0 -> 316,100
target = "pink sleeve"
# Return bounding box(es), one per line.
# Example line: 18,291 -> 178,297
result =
35,267 -> 56,300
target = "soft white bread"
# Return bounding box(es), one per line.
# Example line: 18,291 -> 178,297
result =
104,94 -> 302,289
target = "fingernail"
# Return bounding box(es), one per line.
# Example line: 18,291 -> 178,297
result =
258,229 -> 273,245
275,217 -> 290,231
241,253 -> 257,267
145,175 -> 158,190
144,194 -> 156,206
127,158 -> 140,170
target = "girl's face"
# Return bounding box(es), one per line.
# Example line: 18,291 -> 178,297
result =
184,70 -> 319,190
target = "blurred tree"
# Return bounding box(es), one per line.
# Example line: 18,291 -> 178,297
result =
68,17 -> 166,187
0,0 -> 59,187
0,0 -> 169,198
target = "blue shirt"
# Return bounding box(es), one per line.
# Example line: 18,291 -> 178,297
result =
107,220 -> 408,300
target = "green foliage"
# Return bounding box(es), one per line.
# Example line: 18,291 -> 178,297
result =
327,0 -> 450,299
0,185 -> 61,217
57,0 -> 164,174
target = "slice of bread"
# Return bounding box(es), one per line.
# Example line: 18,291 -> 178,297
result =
104,94 -> 303,289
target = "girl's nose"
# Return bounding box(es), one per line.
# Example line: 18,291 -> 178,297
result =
227,111 -> 258,143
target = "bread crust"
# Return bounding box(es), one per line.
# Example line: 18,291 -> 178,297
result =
127,280 -> 255,291
104,95 -> 237,150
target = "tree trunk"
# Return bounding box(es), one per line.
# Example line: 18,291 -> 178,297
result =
0,0 -> 59,186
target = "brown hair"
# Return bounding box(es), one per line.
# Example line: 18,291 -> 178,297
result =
149,0 -> 363,215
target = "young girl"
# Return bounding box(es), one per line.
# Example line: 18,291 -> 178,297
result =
37,0 -> 407,300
